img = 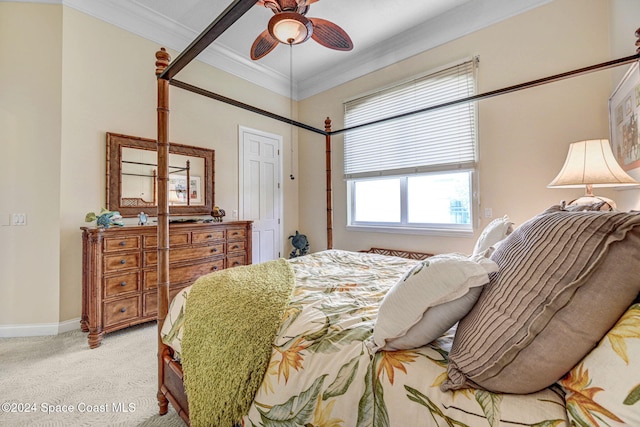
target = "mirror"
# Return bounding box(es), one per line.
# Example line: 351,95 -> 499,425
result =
106,133 -> 215,217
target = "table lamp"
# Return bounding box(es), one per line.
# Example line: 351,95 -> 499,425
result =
547,139 -> 638,210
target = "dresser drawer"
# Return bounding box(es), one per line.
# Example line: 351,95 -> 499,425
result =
144,232 -> 190,248
192,230 -> 225,244
145,244 -> 224,266
103,236 -> 140,252
227,240 -> 245,254
104,272 -> 140,298
104,296 -> 140,327
104,253 -> 141,272
226,228 -> 246,241
143,291 -> 157,317
227,254 -> 246,268
144,259 -> 225,289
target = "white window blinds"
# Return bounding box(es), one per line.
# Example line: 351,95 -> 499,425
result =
344,58 -> 478,179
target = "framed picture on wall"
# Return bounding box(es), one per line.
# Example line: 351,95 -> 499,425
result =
609,61 -> 640,180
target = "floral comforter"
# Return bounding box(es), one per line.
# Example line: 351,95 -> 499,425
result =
162,250 -> 569,426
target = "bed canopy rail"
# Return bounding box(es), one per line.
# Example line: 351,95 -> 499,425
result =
158,0 -> 255,81
160,19 -> 640,140
165,52 -> 640,139
169,79 -> 326,135
154,1 -> 640,420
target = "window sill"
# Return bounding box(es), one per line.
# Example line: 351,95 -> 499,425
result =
346,224 -> 474,238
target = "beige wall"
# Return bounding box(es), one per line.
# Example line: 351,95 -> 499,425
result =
0,3 -> 63,327
298,0 -> 639,255
2,0 -> 639,331
2,3 -> 299,329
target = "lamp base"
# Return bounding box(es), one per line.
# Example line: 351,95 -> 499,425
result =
566,195 -> 616,211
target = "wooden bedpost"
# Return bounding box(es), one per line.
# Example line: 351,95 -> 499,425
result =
155,47 -> 171,416
325,117 -> 333,249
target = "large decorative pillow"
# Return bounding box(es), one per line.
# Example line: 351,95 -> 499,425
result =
559,303 -> 640,426
371,253 -> 498,352
472,215 -> 514,257
442,206 -> 640,394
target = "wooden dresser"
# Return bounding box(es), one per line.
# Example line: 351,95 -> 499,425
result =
80,221 -> 252,348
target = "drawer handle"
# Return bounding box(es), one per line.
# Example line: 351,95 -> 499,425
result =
119,241 -> 126,246
211,248 -> 218,253
120,281 -> 127,287
207,234 -> 213,238
120,259 -> 126,265
232,245 -> 239,250
212,266 -> 218,271
232,231 -> 239,236
233,261 -> 240,266
120,307 -> 127,313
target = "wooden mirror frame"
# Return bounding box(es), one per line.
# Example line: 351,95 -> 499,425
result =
106,132 -> 215,217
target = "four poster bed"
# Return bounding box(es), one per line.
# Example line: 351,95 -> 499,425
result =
153,1 -> 640,425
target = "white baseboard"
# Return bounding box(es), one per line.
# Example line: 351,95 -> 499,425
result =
58,318 -> 82,333
0,317 -> 81,338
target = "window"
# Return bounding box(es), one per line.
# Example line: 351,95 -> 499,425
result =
344,59 -> 478,234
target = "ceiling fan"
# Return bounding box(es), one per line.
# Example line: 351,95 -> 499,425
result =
250,0 -> 353,60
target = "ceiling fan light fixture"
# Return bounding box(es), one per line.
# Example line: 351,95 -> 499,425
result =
268,12 -> 312,45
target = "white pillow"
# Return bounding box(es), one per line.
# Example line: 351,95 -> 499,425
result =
472,215 -> 514,257
371,253 -> 498,352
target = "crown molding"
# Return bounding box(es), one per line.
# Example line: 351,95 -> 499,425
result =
11,0 -> 549,100
5,0 -> 60,3
298,0 -> 552,99
60,0 -> 293,97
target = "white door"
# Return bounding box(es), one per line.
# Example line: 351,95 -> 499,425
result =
239,126 -> 283,263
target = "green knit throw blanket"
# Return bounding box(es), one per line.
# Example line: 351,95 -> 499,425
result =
182,259 -> 295,427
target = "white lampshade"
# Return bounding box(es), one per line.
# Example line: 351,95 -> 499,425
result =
548,139 -> 637,188
268,13 -> 312,45
273,19 -> 307,43
548,139 -> 638,209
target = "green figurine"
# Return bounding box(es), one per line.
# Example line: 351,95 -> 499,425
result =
85,208 -> 124,228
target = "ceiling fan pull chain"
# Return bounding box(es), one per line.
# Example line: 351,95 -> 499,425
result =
289,42 -> 296,180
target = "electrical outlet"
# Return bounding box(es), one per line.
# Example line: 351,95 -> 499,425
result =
484,208 -> 493,218
11,213 -> 27,226
232,210 -> 238,219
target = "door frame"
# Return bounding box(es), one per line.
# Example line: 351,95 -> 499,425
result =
238,125 -> 284,260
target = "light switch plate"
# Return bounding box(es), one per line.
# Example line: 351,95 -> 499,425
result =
11,213 -> 27,226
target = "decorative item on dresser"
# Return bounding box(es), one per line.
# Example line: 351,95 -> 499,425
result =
80,220 -> 252,348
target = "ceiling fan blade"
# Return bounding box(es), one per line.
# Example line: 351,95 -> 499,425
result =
309,17 -> 353,51
280,0 -> 300,9
250,30 -> 279,60
257,1 -> 282,13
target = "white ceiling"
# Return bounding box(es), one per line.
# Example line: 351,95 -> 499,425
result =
63,0 -> 551,99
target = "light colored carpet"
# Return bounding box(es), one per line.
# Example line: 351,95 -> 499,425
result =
0,323 -> 184,426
